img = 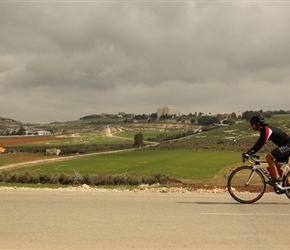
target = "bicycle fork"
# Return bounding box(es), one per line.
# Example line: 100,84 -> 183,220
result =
245,167 -> 259,186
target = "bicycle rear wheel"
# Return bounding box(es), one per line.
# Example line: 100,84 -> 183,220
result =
227,166 -> 266,203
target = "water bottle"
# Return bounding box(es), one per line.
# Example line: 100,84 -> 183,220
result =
267,167 -> 273,177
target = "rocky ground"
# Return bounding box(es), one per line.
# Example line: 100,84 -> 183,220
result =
0,183 -> 228,194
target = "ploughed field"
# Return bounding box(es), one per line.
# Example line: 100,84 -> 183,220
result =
0,135 -> 66,146
0,136 -> 68,166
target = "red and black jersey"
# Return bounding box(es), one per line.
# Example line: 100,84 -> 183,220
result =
246,124 -> 290,156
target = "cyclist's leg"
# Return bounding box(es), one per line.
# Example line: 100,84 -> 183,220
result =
276,163 -> 283,176
268,146 -> 290,179
266,153 -> 279,179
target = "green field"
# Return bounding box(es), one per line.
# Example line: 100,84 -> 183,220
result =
25,132 -> 133,146
116,130 -> 186,140
13,150 -> 241,180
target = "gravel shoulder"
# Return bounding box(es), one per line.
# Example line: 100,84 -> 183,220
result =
0,183 -> 227,194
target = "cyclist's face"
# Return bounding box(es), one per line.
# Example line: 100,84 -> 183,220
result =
250,123 -> 259,131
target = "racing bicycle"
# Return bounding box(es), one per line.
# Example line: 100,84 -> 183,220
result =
227,155 -> 290,203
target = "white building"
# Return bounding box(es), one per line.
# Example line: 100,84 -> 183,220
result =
37,130 -> 51,135
157,106 -> 178,119
46,148 -> 61,155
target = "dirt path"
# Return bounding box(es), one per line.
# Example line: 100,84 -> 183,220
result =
0,147 -> 138,170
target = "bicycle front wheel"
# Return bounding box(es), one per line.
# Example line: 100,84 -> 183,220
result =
227,166 -> 266,203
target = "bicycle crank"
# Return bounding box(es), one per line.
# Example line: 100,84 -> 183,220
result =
274,186 -> 285,195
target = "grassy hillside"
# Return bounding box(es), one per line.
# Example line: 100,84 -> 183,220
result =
1,115 -> 290,186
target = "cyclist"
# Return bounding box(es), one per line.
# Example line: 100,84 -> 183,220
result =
242,115 -> 290,185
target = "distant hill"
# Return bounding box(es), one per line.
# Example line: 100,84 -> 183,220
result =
0,117 -> 21,124
0,116 -> 22,135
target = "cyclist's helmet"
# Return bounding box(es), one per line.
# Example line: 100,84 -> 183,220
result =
249,115 -> 265,125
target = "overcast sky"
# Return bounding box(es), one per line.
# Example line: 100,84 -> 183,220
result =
1,1 -> 290,124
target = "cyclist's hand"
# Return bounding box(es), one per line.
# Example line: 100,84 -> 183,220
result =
242,153 -> 250,162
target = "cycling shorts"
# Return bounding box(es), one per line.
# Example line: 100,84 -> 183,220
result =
270,145 -> 290,162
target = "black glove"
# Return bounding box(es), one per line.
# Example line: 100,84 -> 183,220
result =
242,153 -> 250,159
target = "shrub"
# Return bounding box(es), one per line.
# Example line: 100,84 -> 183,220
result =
59,173 -> 70,185
69,170 -> 84,185
0,170 -> 178,186
20,171 -> 40,184
39,173 -> 52,184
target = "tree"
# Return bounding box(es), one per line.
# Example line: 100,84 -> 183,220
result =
231,112 -> 237,118
134,114 -> 148,120
16,126 -> 26,135
134,132 -> 144,148
150,113 -> 157,119
242,110 -> 272,121
197,116 -> 220,125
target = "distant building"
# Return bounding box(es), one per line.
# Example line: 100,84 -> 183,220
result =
37,131 -> 51,135
117,112 -> 135,118
157,106 -> 178,119
25,131 -> 34,135
216,113 -> 231,120
46,148 -> 61,155
24,130 -> 51,135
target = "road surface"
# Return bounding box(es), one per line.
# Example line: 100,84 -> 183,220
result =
1,189 -> 290,249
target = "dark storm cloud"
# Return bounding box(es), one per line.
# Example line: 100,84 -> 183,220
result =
1,1 -> 290,123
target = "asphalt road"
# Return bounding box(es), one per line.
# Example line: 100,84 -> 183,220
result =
1,189 -> 290,250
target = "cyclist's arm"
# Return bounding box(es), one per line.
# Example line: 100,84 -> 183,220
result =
246,132 -> 267,156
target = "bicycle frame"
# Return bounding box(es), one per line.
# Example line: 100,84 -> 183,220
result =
249,158 -> 290,191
